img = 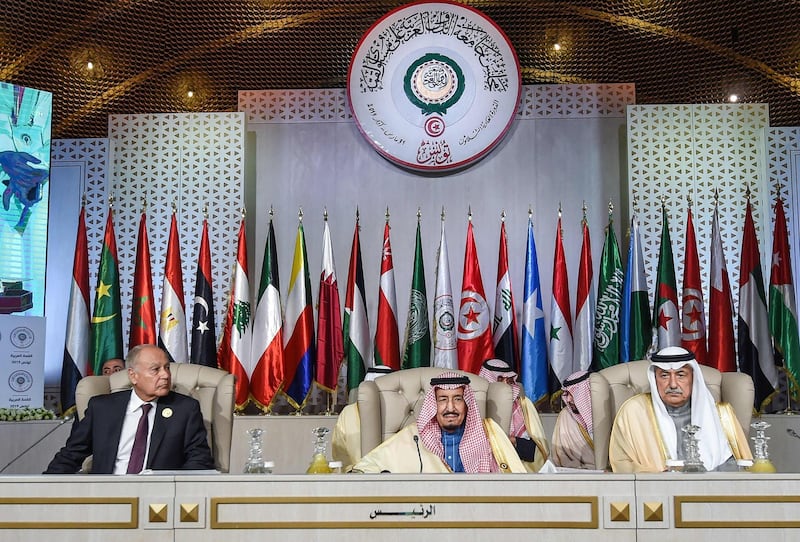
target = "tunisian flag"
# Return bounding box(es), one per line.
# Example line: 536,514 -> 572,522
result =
681,206 -> 708,364
457,220 -> 494,374
374,219 -> 400,369
129,211 -> 157,349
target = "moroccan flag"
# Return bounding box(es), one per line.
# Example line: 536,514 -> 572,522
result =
681,206 -> 708,363
432,215 -> 457,369
653,206 -> 680,349
768,197 -> 800,399
344,214 -> 370,394
707,203 -> 736,372
738,199 -> 780,411
492,220 -> 519,372
374,220 -> 400,369
315,219 -> 344,391
217,219 -> 251,410
250,217 -> 284,410
457,220 -> 494,374
574,217 -> 595,372
129,212 -> 156,349
520,215 -> 549,405
60,206 -> 90,415
282,221 -> 315,410
593,211 -> 623,371
620,214 -> 651,362
549,215 -> 574,384
402,219 -> 431,369
158,212 -> 188,363
190,218 -> 217,368
90,208 -> 123,376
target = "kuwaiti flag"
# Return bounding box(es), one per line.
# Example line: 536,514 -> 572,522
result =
457,219 -> 494,374
520,215 -> 549,405
190,218 -> 217,368
90,207 -> 123,376
250,217 -> 284,410
653,205 -> 680,349
217,219 -> 251,410
549,214 -> 574,384
344,213 -> 370,395
374,219 -> 400,369
492,219 -> 520,372
593,211 -> 623,371
681,206 -> 708,364
282,220 -> 316,410
158,212 -> 189,363
129,211 -> 157,349
574,217 -> 595,372
60,206 -> 90,416
620,214 -> 652,362
315,218 -> 344,391
707,203 -> 736,372
433,214 -> 457,369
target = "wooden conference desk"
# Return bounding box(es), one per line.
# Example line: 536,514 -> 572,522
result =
0,473 -> 798,542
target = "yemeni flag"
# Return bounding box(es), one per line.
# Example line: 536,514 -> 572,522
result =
60,206 -> 90,415
402,219 -> 431,369
374,219 -> 400,369
593,211 -> 623,370
282,220 -> 315,410
158,212 -> 189,363
217,219 -> 251,410
681,206 -> 708,363
520,215 -> 549,405
250,217 -> 284,410
549,214 -> 574,384
492,220 -> 520,372
574,218 -> 595,372
768,197 -> 800,400
457,219 -> 494,374
653,206 -> 680,349
344,214 -> 370,395
315,219 -> 344,391
707,203 -> 736,372
129,212 -> 157,349
738,198 -> 779,411
432,215 -> 457,369
90,208 -> 123,376
620,215 -> 651,362
190,218 -> 217,368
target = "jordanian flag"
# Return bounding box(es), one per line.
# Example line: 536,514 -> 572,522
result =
402,218 -> 431,369
90,208 -> 123,376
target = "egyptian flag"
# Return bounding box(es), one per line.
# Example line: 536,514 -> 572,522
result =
158,212 -> 188,363
457,219 -> 494,374
190,218 -> 217,367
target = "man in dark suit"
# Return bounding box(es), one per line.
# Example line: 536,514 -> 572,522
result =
45,344 -> 214,474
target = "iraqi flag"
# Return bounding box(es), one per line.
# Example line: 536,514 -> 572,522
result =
158,212 -> 188,363
374,219 -> 400,369
190,218 -> 217,368
681,206 -> 708,363
707,202 -> 736,372
549,214 -> 573,384
492,219 -> 519,372
457,219 -> 494,374
129,211 -> 157,349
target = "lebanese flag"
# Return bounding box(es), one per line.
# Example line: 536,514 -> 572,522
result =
457,220 -> 494,374
315,219 -> 344,391
374,220 -> 400,369
574,218 -> 595,372
549,215 -> 574,384
158,212 -> 188,363
681,207 -> 708,364
129,212 -> 157,349
492,220 -> 519,372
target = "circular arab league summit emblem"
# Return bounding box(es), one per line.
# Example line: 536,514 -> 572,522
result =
10,326 -> 34,349
347,1 -> 521,172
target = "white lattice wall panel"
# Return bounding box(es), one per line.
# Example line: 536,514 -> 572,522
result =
767,127 -> 800,301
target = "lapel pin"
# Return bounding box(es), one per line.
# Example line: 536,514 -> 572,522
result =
162,407 -> 173,418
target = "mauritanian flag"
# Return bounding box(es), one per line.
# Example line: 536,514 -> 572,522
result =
768,197 -> 800,399
217,219 -> 251,410
374,219 -> 400,369
90,208 -> 123,376
707,202 -> 736,372
402,218 -> 431,369
620,214 -> 651,362
549,214 -> 573,384
457,219 -> 494,374
190,218 -> 217,368
520,215 -> 549,405
681,206 -> 708,364
315,218 -> 344,391
492,219 -> 519,372
129,211 -> 156,349
60,206 -> 90,415
344,213 -> 370,395
432,215 -> 457,369
250,217 -> 284,410
574,217 -> 595,372
653,205 -> 680,349
158,212 -> 188,363
593,210 -> 623,371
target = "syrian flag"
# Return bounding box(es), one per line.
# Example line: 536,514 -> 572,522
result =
158,212 -> 188,363
620,214 -> 652,362
190,218 -> 217,367
402,219 -> 431,369
593,211 -> 623,370
90,207 -> 123,376
492,220 -> 520,372
217,219 -> 251,410
433,215 -> 457,369
129,211 -> 157,349
374,220 -> 400,369
574,217 -> 595,372
250,217 -> 284,410
653,206 -> 680,349
60,206 -> 90,415
707,203 -> 736,372
315,219 -> 344,391
457,219 -> 494,374
549,214 -> 574,384
520,215 -> 549,405
344,214 -> 370,395
681,206 -> 708,363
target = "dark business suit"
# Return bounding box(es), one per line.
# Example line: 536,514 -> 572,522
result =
45,390 -> 214,474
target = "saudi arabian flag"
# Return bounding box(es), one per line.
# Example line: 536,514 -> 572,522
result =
90,210 -> 123,375
402,220 -> 431,368
593,213 -> 623,370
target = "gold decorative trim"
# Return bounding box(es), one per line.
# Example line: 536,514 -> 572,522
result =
149,503 -> 168,523
675,495 -> 800,528
210,495 -> 598,529
180,503 -> 200,523
609,502 -> 630,522
643,501 -> 663,522
0,497 -> 138,529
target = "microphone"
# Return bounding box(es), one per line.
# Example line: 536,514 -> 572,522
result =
413,435 -> 423,473
0,415 -> 73,473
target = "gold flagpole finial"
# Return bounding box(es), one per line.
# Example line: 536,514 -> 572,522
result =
298,206 -> 303,221
714,187 -> 719,204
355,206 -> 360,221
686,194 -> 692,209
501,209 -> 506,222
745,184 -> 752,201
81,192 -> 87,207
558,202 -> 562,219
440,206 -> 445,222
608,200 -> 614,217
171,201 -> 177,214
582,201 -> 588,224
385,206 -> 390,222
323,207 -> 328,222
241,207 -> 246,220
528,206 -> 533,220
660,194 -> 667,209
468,205 -> 472,222
417,207 -> 421,222
202,204 -> 208,219
269,205 -> 274,219
108,194 -> 114,208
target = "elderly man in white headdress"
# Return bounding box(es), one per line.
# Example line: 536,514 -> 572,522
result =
351,372 -> 526,473
551,370 -> 595,470
332,365 -> 393,471
478,359 -> 549,472
609,346 -> 752,473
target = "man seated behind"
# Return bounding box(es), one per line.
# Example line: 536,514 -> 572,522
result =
101,358 -> 125,375
351,372 -> 526,473
478,359 -> 549,472
45,344 -> 214,474
609,346 -> 752,473
551,370 -> 595,470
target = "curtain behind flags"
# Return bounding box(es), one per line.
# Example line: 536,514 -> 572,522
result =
707,202 -> 736,372
190,218 -> 217,368
681,205 -> 708,364
520,215 -> 549,405
457,218 -> 494,374
492,219 -> 519,372
374,218 -> 400,369
402,218 -> 431,369
653,205 -> 680,349
593,210 -> 623,371
91,207 -> 123,376
432,215 -> 457,369
344,214 -> 370,395
129,211 -> 156,350
315,218 -> 344,391
158,212 -> 188,363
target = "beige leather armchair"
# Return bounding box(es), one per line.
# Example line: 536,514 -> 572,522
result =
74,363 -> 235,472
589,359 -> 754,470
356,367 -> 513,457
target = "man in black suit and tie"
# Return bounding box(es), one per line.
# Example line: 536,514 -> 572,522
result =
45,344 -> 214,474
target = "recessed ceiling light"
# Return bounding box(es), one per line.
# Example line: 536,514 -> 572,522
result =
728,93 -> 739,103
553,43 -> 561,51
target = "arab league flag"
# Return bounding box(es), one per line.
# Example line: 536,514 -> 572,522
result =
653,205 -> 680,349
492,219 -> 519,372
681,206 -> 708,364
91,207 -> 123,376
520,215 -> 549,405
593,211 -> 623,371
707,203 -> 736,372
344,214 -> 370,395
374,219 -> 400,369
620,214 -> 651,362
457,219 -> 494,374
129,211 -> 156,349
432,215 -> 457,369
190,218 -> 217,368
315,218 -> 344,391
402,218 -> 431,369
574,218 -> 595,372
549,214 -> 573,384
